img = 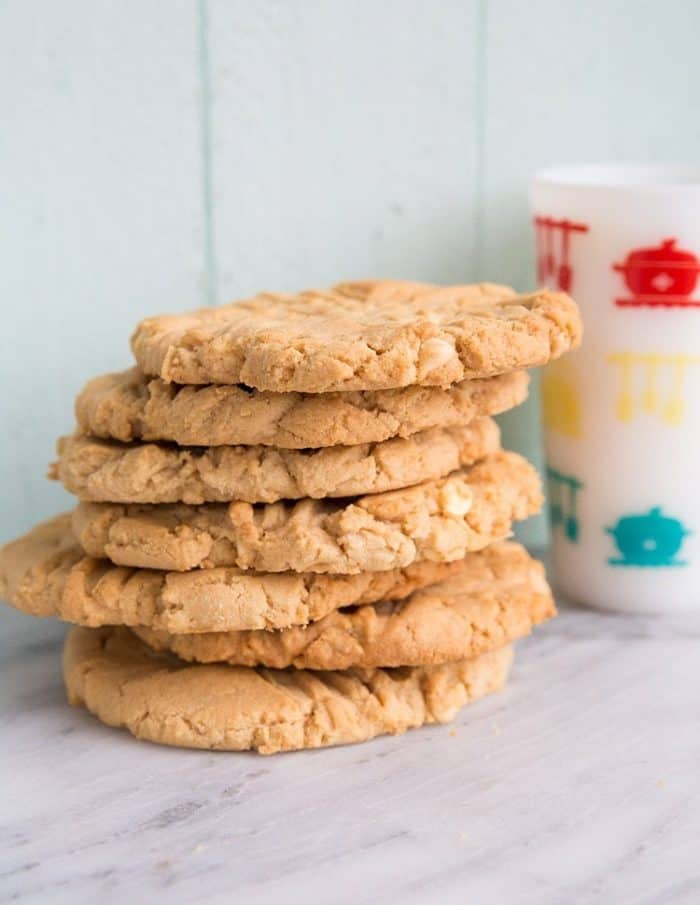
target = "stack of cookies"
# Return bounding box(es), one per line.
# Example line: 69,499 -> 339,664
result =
0,280 -> 581,754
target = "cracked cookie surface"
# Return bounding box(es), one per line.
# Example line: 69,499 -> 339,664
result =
131,280 -> 582,392
0,513 -> 463,632
63,625 -> 514,753
134,541 -> 554,670
52,418 -> 500,505
74,366 -> 528,448
71,452 -> 543,573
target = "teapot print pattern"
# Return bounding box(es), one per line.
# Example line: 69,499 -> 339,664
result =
606,507 -> 691,568
613,238 -> 700,308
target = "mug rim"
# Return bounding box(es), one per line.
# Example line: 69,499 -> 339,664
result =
533,162 -> 700,192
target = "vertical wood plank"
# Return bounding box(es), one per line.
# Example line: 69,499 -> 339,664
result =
0,0 -> 206,539
479,0 -> 700,544
206,0 -> 481,299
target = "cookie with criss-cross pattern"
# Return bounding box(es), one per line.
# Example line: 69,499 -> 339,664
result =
70,452 -> 543,573
0,513 -> 463,632
73,366 -> 529,448
52,418 -> 500,505
134,541 -> 555,670
63,625 -> 514,754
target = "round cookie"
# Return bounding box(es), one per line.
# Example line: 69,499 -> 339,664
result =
51,418 -> 500,505
63,626 -> 514,754
71,451 -> 543,573
131,280 -> 582,392
134,541 -> 555,670
74,366 -> 529,448
0,513 -> 462,632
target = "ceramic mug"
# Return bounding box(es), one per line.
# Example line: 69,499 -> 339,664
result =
531,164 -> 700,614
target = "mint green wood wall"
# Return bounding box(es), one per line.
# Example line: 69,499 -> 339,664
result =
3,0 -> 700,544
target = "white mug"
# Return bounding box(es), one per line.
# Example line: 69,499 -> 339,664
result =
531,164 -> 700,614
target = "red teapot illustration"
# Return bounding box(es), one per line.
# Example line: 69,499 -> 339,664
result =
613,238 -> 700,308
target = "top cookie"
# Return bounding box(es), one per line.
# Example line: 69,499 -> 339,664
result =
131,280 -> 582,392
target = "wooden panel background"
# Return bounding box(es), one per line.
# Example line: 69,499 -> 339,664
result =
2,0 -> 700,545
0,0 -> 207,539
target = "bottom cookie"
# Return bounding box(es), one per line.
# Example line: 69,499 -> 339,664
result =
63,626 -> 513,754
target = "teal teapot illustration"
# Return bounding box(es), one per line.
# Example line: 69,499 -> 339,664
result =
606,507 -> 690,567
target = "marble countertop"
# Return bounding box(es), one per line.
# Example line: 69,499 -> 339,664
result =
2,595 -> 700,905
